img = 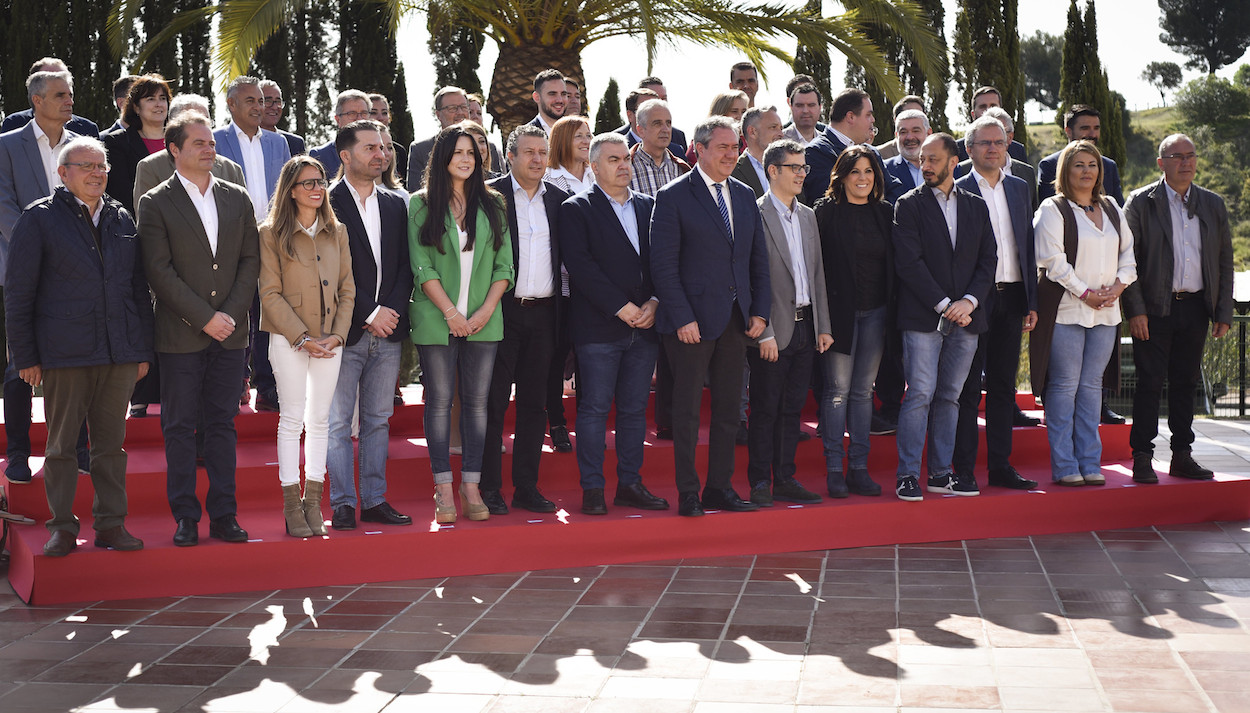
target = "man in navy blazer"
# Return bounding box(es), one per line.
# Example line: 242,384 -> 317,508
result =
954,86 -> 1026,163
213,76 -> 292,412
481,125 -> 570,515
951,118 -> 1041,492
309,90 -> 371,181
259,80 -> 306,156
650,115 -> 771,517
803,88 -> 904,206
0,58 -> 98,138
326,121 -> 413,531
559,133 -> 670,516
615,84 -> 687,158
1038,104 -> 1123,205
892,133 -> 997,503
883,109 -> 930,193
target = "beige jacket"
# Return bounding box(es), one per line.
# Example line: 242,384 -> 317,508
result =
259,221 -> 355,344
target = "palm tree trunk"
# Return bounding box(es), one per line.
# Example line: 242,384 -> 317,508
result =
487,42 -> 584,139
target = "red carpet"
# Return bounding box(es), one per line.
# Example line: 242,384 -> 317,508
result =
4,393 -> 1248,605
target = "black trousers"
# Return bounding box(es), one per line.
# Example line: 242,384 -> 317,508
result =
665,308 -> 749,495
546,295 -> 575,429
953,282 -> 1027,475
1129,294 -> 1209,456
160,344 -> 246,522
482,298 -> 557,492
874,326 -> 905,420
654,342 -> 674,430
747,317 -> 815,486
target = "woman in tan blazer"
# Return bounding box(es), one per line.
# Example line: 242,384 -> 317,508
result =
259,155 -> 355,537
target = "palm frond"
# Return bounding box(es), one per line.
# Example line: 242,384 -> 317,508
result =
123,4 -> 222,73
106,0 -> 145,60
841,0 -> 948,90
215,0 -> 298,80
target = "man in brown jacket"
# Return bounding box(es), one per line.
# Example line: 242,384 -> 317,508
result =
137,113 -> 260,546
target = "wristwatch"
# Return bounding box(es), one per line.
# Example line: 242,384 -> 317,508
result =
293,334 -> 310,349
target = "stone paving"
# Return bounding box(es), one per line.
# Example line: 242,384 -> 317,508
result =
0,420 -> 1247,713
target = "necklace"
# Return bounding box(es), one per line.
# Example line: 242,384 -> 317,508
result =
1073,202 -> 1097,213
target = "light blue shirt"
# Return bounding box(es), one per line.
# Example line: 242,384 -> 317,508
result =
746,152 -> 769,193
599,184 -> 640,254
1164,181 -> 1203,293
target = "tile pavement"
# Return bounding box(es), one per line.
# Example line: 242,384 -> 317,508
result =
0,419 -> 1247,712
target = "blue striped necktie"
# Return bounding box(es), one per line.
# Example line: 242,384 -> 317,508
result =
714,182 -> 733,241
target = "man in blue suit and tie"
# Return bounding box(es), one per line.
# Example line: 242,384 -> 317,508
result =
892,133 -> 997,502
309,90 -> 371,181
951,117 -> 1041,492
650,116 -> 771,517
883,109 -> 930,193
213,75 -> 292,413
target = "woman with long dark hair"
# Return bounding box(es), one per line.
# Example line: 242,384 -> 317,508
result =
259,156 -> 355,536
102,73 -> 171,216
409,126 -> 513,524
812,145 -> 894,498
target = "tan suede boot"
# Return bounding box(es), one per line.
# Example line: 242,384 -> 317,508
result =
302,480 -> 328,535
283,483 -> 313,537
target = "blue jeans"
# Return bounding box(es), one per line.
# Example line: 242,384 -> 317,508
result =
896,327 -> 978,479
418,338 -> 498,484
327,336 -> 402,510
821,306 -> 887,472
1045,323 -> 1115,480
574,332 -> 659,490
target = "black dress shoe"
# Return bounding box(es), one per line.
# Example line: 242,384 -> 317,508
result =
173,518 -> 198,547
702,487 -> 759,512
654,427 -> 673,440
846,468 -> 882,496
1170,452 -> 1214,480
614,482 -> 669,510
361,501 -> 413,525
332,505 -> 356,530
677,491 -> 704,517
254,395 -> 280,413
987,465 -> 1039,490
749,481 -> 774,506
4,458 -> 32,484
581,488 -> 607,515
1101,404 -> 1126,425
825,472 -> 850,499
550,425 -> 573,453
869,414 -> 897,436
735,421 -> 749,445
1132,451 -> 1158,484
482,489 -> 509,515
43,530 -> 77,557
797,430 -> 813,441
774,477 -> 822,504
1012,408 -> 1042,427
512,486 -> 557,513
208,515 -> 248,543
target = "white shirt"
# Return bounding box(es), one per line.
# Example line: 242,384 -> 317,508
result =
511,177 -> 556,298
298,218 -> 318,237
535,115 -> 554,136
783,125 -> 818,147
73,196 -> 104,227
546,165 -> 595,196
930,186 -> 979,314
827,126 -> 857,150
1034,198 -> 1137,328
233,123 -> 269,223
344,180 -> 385,324
974,169 -> 1021,283
768,191 -> 810,308
176,171 -> 220,255
456,225 -> 474,316
696,166 -> 733,238
31,121 -> 70,191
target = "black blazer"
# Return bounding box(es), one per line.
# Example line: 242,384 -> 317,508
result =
813,198 -> 896,354
487,174 -> 569,319
558,185 -> 658,346
803,130 -> 905,206
892,185 -> 998,334
328,180 -> 413,346
102,125 -> 154,216
278,129 -> 306,156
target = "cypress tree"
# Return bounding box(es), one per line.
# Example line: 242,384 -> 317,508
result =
844,0 -> 948,137
428,4 -> 484,96
177,0 -> 213,116
1002,0 -> 1028,151
594,78 -> 621,134
794,0 -> 833,121
389,63 -> 414,158
1056,0 -> 1125,166
250,0 -> 336,142
952,0 -> 1024,148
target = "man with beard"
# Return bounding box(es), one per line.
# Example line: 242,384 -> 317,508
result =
884,109 -> 930,192
529,69 -> 567,135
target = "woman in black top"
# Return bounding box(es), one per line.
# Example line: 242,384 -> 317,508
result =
812,145 -> 894,497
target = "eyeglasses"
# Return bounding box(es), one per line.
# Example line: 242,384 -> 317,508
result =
780,163 -> 811,174
972,139 -> 1007,149
65,161 -> 110,173
336,110 -> 371,120
262,97 -> 284,107
295,178 -> 329,190
437,103 -> 470,115
1161,152 -> 1198,162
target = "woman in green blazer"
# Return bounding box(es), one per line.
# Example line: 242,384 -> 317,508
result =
410,125 -> 513,524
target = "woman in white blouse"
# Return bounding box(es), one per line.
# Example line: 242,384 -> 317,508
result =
1032,140 -> 1136,486
545,116 -> 595,194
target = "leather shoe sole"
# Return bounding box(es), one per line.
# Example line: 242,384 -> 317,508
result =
43,530 -> 77,557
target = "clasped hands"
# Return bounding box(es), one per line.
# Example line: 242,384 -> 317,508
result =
617,300 -> 658,330
1079,279 -> 1126,310
299,334 -> 341,358
446,308 -> 490,338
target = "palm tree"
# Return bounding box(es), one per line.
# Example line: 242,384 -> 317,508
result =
109,0 -> 946,136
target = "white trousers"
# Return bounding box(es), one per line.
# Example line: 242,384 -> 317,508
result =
270,336 -> 342,486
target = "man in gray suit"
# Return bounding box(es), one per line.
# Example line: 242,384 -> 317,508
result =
0,69 -> 86,483
732,106 -> 783,199
137,113 -> 260,547
406,86 -> 470,189
746,138 -> 832,506
133,94 -> 246,207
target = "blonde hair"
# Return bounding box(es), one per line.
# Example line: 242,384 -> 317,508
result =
708,90 -> 749,118
1053,139 -> 1105,202
262,155 -> 340,258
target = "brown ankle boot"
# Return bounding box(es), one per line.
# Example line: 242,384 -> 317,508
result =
283,483 -> 313,537
302,480 -> 328,535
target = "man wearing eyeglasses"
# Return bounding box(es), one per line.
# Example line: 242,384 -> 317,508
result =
406,86 -> 470,189
259,80 -> 306,156
951,117 -> 1039,493
1122,134 -> 1233,485
310,89 -> 372,181
4,137 -> 153,556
